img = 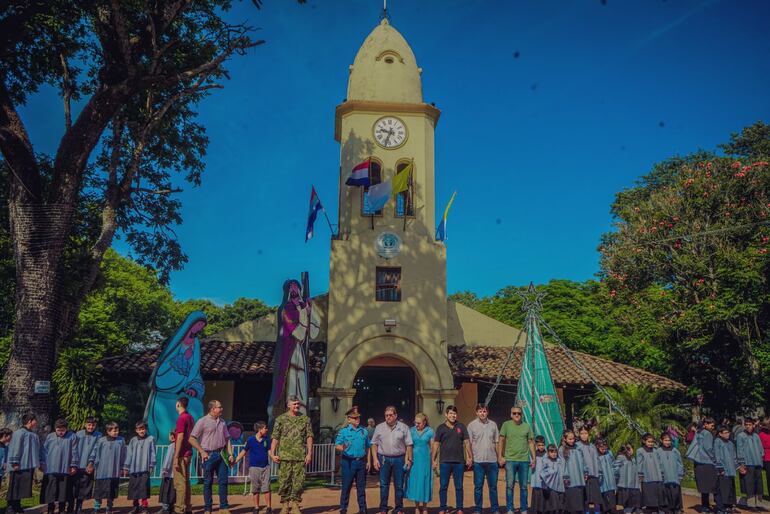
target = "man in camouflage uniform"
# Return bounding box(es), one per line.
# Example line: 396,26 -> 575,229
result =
271,396 -> 313,514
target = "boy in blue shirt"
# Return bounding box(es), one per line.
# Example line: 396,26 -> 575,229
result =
235,421 -> 273,514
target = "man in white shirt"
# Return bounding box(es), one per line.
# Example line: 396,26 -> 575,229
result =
467,404 -> 501,514
370,406 -> 413,514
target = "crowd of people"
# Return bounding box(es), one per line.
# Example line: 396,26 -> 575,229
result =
0,396 -> 314,514
334,405 -> 770,514
2,400 -> 770,514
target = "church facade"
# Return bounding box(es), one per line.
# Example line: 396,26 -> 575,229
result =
100,19 -> 683,433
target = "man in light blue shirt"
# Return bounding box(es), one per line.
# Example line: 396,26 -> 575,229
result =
335,408 -> 370,514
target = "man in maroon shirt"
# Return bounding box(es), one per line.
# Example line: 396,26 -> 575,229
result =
173,397 -> 195,514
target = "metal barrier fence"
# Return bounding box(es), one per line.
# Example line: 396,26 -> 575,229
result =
152,443 -> 336,490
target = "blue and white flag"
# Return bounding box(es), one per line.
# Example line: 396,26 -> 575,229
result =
367,179 -> 391,212
305,186 -> 324,242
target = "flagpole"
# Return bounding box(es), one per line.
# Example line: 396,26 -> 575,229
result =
402,158 -> 413,232
368,156 -> 375,231
313,185 -> 335,236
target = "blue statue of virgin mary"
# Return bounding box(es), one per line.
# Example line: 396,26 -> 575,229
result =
144,311 -> 207,443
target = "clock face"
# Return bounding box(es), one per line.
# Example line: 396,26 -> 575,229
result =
373,116 -> 407,149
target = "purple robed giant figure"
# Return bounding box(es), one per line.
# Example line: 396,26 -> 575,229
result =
268,272 -> 319,423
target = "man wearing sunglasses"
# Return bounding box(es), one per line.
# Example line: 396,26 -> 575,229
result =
498,407 -> 535,514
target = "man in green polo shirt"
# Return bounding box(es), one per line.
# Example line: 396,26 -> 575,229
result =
497,406 -> 535,514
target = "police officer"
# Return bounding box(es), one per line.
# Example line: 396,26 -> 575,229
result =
335,407 -> 370,514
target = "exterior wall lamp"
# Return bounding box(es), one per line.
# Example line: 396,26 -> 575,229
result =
331,395 -> 340,412
436,398 -> 445,413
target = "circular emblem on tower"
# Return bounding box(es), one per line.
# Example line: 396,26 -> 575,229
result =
376,232 -> 402,259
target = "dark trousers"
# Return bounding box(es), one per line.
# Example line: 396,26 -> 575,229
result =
439,462 -> 465,511
473,462 -> 499,512
202,450 -> 229,511
340,456 -> 367,513
378,454 -> 405,513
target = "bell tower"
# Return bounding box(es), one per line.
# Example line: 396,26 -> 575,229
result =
320,18 -> 456,427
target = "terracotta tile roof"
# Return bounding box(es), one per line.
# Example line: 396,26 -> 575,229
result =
98,340 -> 326,376
99,341 -> 683,390
448,345 -> 684,390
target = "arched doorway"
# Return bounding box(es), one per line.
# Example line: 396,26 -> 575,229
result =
353,356 -> 417,423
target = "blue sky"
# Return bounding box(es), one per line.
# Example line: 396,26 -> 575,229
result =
19,0 -> 770,306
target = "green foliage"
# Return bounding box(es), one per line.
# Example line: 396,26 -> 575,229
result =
175,297 -> 272,336
580,385 -> 689,451
47,249 -> 271,425
600,121 -> 770,415
450,280 -> 671,375
52,348 -> 105,427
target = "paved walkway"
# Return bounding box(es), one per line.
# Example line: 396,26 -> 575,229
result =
66,475 -> 748,514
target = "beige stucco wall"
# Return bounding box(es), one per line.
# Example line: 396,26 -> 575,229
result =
447,300 -> 529,347
210,295 -> 328,343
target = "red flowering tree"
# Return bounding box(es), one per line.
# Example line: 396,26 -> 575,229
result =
600,122 -> 770,415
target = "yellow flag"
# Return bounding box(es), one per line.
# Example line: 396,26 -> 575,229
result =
392,161 -> 413,197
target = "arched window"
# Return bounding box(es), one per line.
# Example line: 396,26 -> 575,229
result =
395,159 -> 414,217
361,159 -> 383,216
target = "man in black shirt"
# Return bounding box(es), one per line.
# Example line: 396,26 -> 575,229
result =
433,405 -> 471,514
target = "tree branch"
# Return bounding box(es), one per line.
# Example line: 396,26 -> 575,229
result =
0,81 -> 42,201
60,54 -> 73,131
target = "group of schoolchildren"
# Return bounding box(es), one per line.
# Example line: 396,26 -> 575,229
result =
0,414 -> 275,514
686,417 -> 765,514
0,413 -> 175,514
528,426 -> 685,514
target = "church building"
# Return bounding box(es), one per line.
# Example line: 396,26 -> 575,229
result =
100,18 -> 682,433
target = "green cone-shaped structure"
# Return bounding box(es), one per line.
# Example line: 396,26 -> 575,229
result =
515,287 -> 565,446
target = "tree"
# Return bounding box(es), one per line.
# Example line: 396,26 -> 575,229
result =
174,296 -> 273,336
0,1 -> 264,427
580,384 -> 689,451
53,249 -> 178,425
450,280 -> 670,375
600,122 -> 770,415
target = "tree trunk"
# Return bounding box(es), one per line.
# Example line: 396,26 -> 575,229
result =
0,202 -> 71,429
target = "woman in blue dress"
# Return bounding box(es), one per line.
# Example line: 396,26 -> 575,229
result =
406,412 -> 434,514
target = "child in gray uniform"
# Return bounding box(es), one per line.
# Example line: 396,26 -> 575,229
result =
40,419 -> 79,514
6,413 -> 41,514
736,417 -> 764,509
124,421 -> 156,514
615,444 -> 641,514
658,432 -> 684,514
73,417 -> 102,514
636,433 -> 666,514
714,425 -> 737,514
89,422 -> 126,514
541,444 -> 564,514
159,431 -> 177,514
